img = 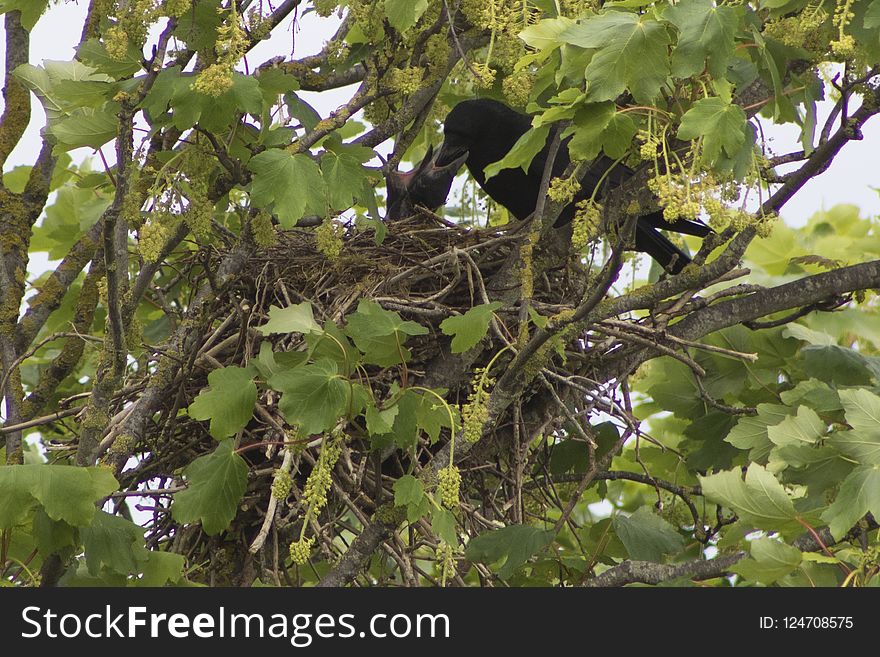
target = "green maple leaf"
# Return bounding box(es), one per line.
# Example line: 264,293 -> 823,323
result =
699,464 -> 800,532
566,102 -> 637,161
561,12 -> 671,104
247,150 -> 327,228
677,96 -> 747,164
171,439 -> 249,535
80,511 -> 148,575
483,124 -> 550,181
613,507 -> 686,562
270,359 -> 355,435
257,301 -> 321,336
664,0 -> 741,78
0,0 -> 50,30
320,149 -> 370,211
730,537 -> 802,585
465,524 -> 554,579
393,475 -> 430,523
384,0 -> 429,33
766,406 -> 825,448
344,300 -> 428,366
188,366 -> 257,439
366,403 -> 400,436
440,302 -> 502,353
0,465 -> 118,529
821,465 -> 880,539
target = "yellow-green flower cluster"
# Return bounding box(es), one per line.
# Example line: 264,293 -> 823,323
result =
347,0 -> 383,42
470,62 -> 497,89
183,185 -> 213,240
560,0 -> 597,17
314,0 -> 338,18
252,210 -> 277,247
104,24 -> 131,60
436,542 -> 456,586
637,129 -> 661,161
192,63 -> 234,97
547,175 -> 581,205
646,173 -> 700,223
763,6 -> 828,51
104,0 -> 159,60
138,211 -> 178,263
572,199 -> 601,251
316,219 -> 344,261
302,437 -> 342,516
389,66 -> 424,95
831,0 -> 856,58
325,39 -> 350,67
461,0 -> 520,34
271,468 -> 292,501
437,465 -> 461,509
192,5 -> 248,96
289,536 -> 315,565
162,0 -> 191,18
502,70 -> 534,107
462,366 -> 494,443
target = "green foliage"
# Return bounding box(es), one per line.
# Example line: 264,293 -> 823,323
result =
699,464 -> 801,534
440,302 -> 502,353
562,12 -> 671,104
465,525 -> 554,579
6,1 -> 880,589
0,465 -> 117,528
187,366 -> 258,439
171,439 -> 249,536
247,150 -> 327,228
613,507 -> 686,562
384,0 -> 430,33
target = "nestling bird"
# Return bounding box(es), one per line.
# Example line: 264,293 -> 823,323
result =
385,144 -> 468,220
430,98 -> 711,273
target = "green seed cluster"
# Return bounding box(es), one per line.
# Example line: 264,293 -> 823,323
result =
437,465 -> 461,509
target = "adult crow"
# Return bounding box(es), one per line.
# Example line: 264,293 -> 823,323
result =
431,98 -> 711,273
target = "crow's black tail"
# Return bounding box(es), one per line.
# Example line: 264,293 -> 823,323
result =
634,218 -> 693,274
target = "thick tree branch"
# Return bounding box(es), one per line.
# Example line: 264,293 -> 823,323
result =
584,519 -> 878,587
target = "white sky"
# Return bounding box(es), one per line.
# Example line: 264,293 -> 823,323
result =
1,3 -> 878,230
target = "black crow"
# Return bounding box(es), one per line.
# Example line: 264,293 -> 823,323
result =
385,144 -> 468,220
432,98 -> 711,273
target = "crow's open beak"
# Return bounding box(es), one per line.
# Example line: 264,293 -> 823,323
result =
431,140 -> 469,171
